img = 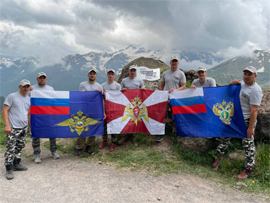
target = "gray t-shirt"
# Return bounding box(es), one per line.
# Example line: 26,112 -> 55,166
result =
192,77 -> 216,87
32,84 -> 54,91
162,69 -> 186,91
4,92 -> 30,128
102,81 -> 121,91
240,81 -> 263,120
79,81 -> 103,92
121,77 -> 145,89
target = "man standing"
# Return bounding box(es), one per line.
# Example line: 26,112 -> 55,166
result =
190,66 -> 216,88
213,66 -> 263,179
119,65 -> 145,145
76,69 -> 104,156
99,69 -> 121,152
3,79 -> 31,180
158,56 -> 186,141
31,72 -> 59,163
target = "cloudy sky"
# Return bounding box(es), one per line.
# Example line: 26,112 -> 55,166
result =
0,0 -> 269,63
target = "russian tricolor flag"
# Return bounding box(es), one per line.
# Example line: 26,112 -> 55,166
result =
169,85 -> 247,138
30,91 -> 104,138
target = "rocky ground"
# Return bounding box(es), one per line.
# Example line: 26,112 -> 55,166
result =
0,139 -> 268,203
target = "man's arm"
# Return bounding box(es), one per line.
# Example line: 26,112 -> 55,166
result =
159,81 -> 165,90
229,79 -> 240,85
28,109 -> 31,135
2,105 -> 11,134
247,105 -> 259,138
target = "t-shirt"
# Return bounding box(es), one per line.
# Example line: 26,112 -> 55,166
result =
192,77 -> 216,87
240,81 -> 263,120
4,92 -> 30,128
102,81 -> 121,91
32,84 -> 54,91
79,81 -> 103,92
162,69 -> 186,91
121,77 -> 145,89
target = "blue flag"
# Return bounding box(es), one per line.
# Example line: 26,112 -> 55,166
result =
169,85 -> 247,138
31,91 -> 104,138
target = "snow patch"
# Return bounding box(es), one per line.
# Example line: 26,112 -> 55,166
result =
231,57 -> 238,61
257,67 -> 264,73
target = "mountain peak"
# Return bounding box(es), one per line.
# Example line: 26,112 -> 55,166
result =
125,45 -> 137,50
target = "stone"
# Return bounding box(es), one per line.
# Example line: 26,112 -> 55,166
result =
177,137 -> 216,153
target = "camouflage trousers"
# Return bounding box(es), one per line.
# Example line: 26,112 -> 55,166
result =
102,119 -> 117,144
166,100 -> 177,135
76,136 -> 95,149
32,138 -> 57,155
4,127 -> 27,166
216,119 -> 256,170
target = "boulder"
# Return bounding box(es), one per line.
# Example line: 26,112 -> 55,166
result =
256,89 -> 270,143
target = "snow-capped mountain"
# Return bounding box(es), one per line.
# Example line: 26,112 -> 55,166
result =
0,45 -> 224,96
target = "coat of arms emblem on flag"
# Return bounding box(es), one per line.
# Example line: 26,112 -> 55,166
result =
105,89 -> 168,134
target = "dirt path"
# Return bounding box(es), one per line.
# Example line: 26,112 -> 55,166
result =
0,140 -> 268,203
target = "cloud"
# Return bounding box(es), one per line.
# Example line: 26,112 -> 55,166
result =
0,0 -> 269,62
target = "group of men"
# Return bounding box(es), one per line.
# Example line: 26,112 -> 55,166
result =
2,56 -> 262,180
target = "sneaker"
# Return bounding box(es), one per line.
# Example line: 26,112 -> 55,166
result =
75,149 -> 83,156
6,165 -> 14,180
212,156 -> 223,168
155,135 -> 163,142
99,141 -> 107,149
109,143 -> 116,152
85,146 -> 95,155
35,154 -> 41,164
237,169 -> 252,179
52,152 -> 60,159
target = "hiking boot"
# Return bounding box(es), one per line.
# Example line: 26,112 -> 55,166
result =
75,148 -> 83,156
13,158 -> 28,171
35,154 -> 41,164
109,143 -> 116,152
52,151 -> 60,159
155,135 -> 163,142
99,141 -> 107,149
118,136 -> 129,145
212,156 -> 223,168
237,169 -> 252,179
85,146 -> 94,155
6,165 -> 14,180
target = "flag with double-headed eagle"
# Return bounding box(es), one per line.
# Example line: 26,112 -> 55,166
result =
30,91 -> 104,138
105,90 -> 168,134
169,84 -> 247,138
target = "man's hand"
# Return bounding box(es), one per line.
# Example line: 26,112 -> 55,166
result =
96,89 -> 101,92
103,113 -> 106,120
190,85 -> 196,89
122,88 -> 127,91
168,88 -> 175,93
4,125 -> 11,134
229,79 -> 240,85
141,87 -> 146,90
247,127 -> 254,138
103,90 -> 106,96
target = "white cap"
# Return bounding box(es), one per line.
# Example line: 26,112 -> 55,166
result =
170,56 -> 179,62
107,69 -> 115,73
243,66 -> 257,75
88,69 -> 97,73
19,79 -> 31,86
37,72 -> 47,78
129,65 -> 137,70
197,66 -> 207,72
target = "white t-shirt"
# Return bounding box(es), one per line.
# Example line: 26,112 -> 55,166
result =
4,92 -> 30,128
32,84 -> 54,91
79,81 -> 103,92
240,81 -> 263,120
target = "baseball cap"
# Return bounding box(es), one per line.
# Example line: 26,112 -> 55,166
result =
107,69 -> 115,73
170,56 -> 179,62
19,79 -> 31,86
37,72 -> 47,78
197,66 -> 207,72
243,66 -> 257,75
88,69 -> 97,73
129,65 -> 137,70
